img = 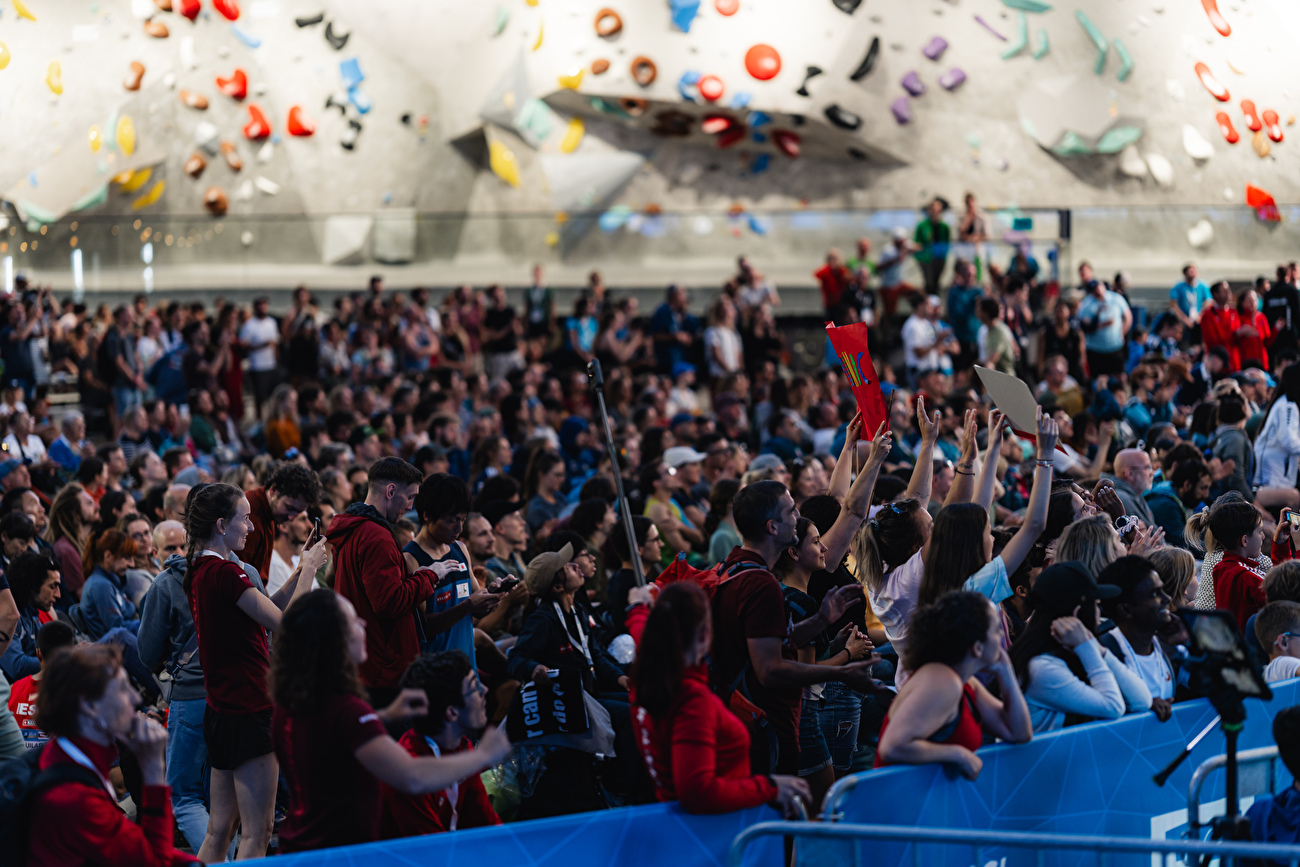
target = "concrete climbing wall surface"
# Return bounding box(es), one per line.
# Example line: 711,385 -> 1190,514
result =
0,0 -> 1298,295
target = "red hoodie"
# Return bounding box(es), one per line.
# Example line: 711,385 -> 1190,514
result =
1214,537 -> 1294,633
380,730 -> 501,838
327,510 -> 435,689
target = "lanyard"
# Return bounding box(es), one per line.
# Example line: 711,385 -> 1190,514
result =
424,737 -> 459,831
553,602 -> 593,668
57,738 -> 117,801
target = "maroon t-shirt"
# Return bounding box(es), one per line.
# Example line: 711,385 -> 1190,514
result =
274,694 -> 388,853
709,547 -> 798,743
187,555 -> 271,714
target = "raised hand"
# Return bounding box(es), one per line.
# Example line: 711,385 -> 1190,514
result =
866,421 -> 893,468
820,584 -> 865,625
916,395 -> 939,443
1050,615 -> 1092,650
384,688 -> 430,724
958,409 -> 979,463
842,411 -> 864,449
477,724 -> 513,766
1035,406 -> 1059,459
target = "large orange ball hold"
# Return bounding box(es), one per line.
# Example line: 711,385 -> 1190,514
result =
744,44 -> 781,80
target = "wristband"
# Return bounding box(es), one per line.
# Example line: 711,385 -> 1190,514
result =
954,469 -> 975,476
1035,459 -> 1054,467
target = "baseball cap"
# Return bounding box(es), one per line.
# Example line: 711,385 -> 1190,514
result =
748,454 -> 785,473
0,460 -> 20,480
480,499 -> 522,527
173,465 -> 202,486
523,542 -> 573,595
1030,561 -> 1121,614
671,361 -> 696,380
669,413 -> 697,429
663,446 -> 707,468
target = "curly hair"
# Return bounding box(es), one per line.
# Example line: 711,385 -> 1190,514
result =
264,461 -> 322,506
902,591 -> 995,673
268,590 -> 366,715
401,651 -> 473,738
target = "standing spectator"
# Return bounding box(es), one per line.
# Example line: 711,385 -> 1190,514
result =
1200,281 -> 1242,372
327,457 -> 437,706
1039,299 -> 1088,387
1254,365 -> 1300,491
913,198 -> 952,296
1211,397 -> 1255,502
1169,263 -> 1211,329
26,645 -> 201,866
876,228 -> 916,325
946,260 -> 984,369
1263,265 -> 1300,356
1236,283 -> 1273,371
481,285 -> 523,381
240,461 -> 321,585
704,297 -> 744,382
102,306 -> 146,426
267,509 -> 313,595
649,284 -> 697,374
564,295 -> 599,368
270,593 -> 511,852
813,249 -> 852,316
185,482 -> 326,863
523,264 -> 556,352
239,296 -> 281,417
902,295 -> 956,383
976,298 -> 1017,376
116,405 -> 151,464
1076,264 -> 1133,379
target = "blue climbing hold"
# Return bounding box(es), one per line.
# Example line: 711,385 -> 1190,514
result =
669,0 -> 700,32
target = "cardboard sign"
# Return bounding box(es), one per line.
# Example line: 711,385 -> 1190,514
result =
973,364 -> 1066,452
825,321 -> 889,435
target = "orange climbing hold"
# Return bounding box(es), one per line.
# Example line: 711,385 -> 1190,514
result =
1195,62 -> 1229,102
1215,112 -> 1239,144
698,75 -> 724,101
1263,109 -> 1283,142
744,44 -> 781,80
242,103 -> 270,139
1241,99 -> 1262,132
1246,183 -> 1281,222
212,0 -> 239,20
715,0 -> 739,15
1201,0 -> 1230,37
217,68 -> 247,100
287,106 -> 316,137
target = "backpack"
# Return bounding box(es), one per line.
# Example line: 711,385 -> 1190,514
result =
0,744 -> 103,867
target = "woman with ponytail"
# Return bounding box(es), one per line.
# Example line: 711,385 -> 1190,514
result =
184,482 -> 329,863
629,582 -> 809,815
875,592 -> 1032,778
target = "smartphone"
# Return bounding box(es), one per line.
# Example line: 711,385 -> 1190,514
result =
1283,509 -> 1300,530
497,576 -> 521,593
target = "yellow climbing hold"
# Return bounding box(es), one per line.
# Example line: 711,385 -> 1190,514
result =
555,212 -> 568,223
118,167 -> 152,192
46,61 -> 62,94
116,115 -> 136,156
488,139 -> 521,187
558,68 -> 584,90
0,43 -> 11,70
12,0 -> 37,21
88,125 -> 103,152
532,20 -> 543,51
132,179 -> 166,210
560,116 -> 584,153
545,231 -> 559,246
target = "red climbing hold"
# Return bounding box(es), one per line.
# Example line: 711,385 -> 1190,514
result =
773,129 -> 800,158
715,0 -> 738,15
744,44 -> 781,81
242,103 -> 271,139
1215,112 -> 1239,144
1241,99 -> 1262,132
177,0 -> 200,21
717,125 -> 747,148
287,106 -> 316,137
1201,0 -> 1230,37
1246,183 -> 1281,222
216,68 -> 247,100
1195,62 -> 1229,102
213,0 -> 239,21
701,114 -> 737,135
698,75 -> 724,101
1263,109 -> 1283,142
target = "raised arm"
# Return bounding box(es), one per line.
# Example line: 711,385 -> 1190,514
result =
999,407 -> 1059,577
974,410 -> 1007,512
943,410 -> 980,507
822,420 -> 891,568
268,535 -> 329,611
905,396 -> 939,501
826,412 -> 865,503
357,725 -> 512,795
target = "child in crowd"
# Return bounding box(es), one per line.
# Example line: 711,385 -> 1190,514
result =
1254,601 -> 1300,684
1194,492 -> 1294,632
7,620 -> 77,750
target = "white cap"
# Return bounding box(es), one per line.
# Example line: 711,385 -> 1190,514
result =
663,446 -> 707,468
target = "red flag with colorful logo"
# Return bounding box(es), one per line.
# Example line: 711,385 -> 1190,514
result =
825,321 -> 889,436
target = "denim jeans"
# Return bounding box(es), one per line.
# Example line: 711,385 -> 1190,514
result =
112,385 -> 142,417
820,682 -> 865,772
166,698 -> 211,851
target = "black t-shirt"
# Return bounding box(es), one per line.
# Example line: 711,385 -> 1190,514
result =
482,306 -> 518,354
103,328 -> 137,388
807,560 -> 868,634
782,583 -> 829,660
1263,283 -> 1300,353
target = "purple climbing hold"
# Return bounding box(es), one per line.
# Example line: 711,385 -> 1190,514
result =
975,15 -> 1007,41
939,67 -> 967,90
891,96 -> 912,124
901,71 -> 926,96
923,37 -> 948,61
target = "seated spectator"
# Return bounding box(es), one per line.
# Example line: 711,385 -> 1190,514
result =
705,479 -> 744,566
1198,492 -> 1295,631
270,592 -> 511,852
1144,460 -> 1211,550
1097,556 -> 1175,721
0,551 -> 60,682
76,529 -> 138,640
875,592 -> 1032,777
630,582 -> 809,814
1054,515 -> 1127,582
1011,562 -> 1152,733
1148,545 -> 1198,609
27,644 -> 200,866
1246,706 -> 1300,849
608,515 -> 663,634
0,511 -> 36,574
381,651 -> 505,838
8,619 -> 76,750
1255,601 -> 1300,683
523,450 -> 567,537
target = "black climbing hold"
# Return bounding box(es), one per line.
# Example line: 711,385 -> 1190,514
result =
401,113 -> 412,125
832,0 -> 863,14
324,21 -> 350,50
790,114 -> 806,126
850,36 -> 880,81
847,147 -> 868,160
824,104 -> 862,131
795,65 -> 823,98
294,12 -> 324,27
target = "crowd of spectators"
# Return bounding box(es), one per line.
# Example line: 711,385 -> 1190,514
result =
0,223 -> 1297,863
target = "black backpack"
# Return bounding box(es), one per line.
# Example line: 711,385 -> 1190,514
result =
0,744 -> 103,867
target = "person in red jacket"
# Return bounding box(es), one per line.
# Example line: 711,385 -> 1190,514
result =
240,462 -> 321,584
629,581 -> 808,815
1200,281 -> 1242,372
1203,492 -> 1296,632
380,650 -> 504,838
27,643 -> 199,867
1235,284 -> 1273,372
327,457 -> 441,707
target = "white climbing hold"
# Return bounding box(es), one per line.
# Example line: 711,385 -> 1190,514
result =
195,122 -> 220,154
1165,79 -> 1185,101
1119,144 -> 1148,178
180,36 -> 197,70
257,141 -> 274,163
1183,125 -> 1214,160
254,175 -> 280,195
240,230 -> 254,246
234,179 -> 254,200
1188,218 -> 1214,249
1145,152 -> 1174,187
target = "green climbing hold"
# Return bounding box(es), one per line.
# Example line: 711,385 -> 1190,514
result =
1032,29 -> 1049,59
1001,12 -> 1028,59
1075,10 -> 1108,75
1000,0 -> 1052,11
1052,131 -> 1092,157
1114,39 -> 1133,82
1096,125 -> 1142,154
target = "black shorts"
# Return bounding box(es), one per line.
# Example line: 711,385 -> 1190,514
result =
203,706 -> 273,770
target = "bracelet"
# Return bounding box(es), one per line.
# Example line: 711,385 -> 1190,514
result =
1035,459 -> 1054,467
954,469 -> 975,476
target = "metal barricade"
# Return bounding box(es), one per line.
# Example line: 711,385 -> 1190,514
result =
1187,746 -> 1284,838
728,821 -> 1300,867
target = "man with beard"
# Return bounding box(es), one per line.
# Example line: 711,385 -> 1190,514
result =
241,461 -> 322,583
709,480 -> 879,774
1144,460 -> 1211,550
1099,556 -> 1175,722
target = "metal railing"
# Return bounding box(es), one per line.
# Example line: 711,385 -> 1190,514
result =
1188,746 -> 1285,838
727,821 -> 1300,867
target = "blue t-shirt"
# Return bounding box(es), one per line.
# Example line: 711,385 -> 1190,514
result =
1169,280 -> 1211,318
567,316 -> 598,354
404,540 -> 475,669
947,283 -> 984,345
1077,290 -> 1131,353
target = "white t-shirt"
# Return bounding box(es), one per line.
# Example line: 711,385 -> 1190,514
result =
1264,656 -> 1300,684
2,434 -> 45,463
902,315 -> 939,371
1108,628 -> 1175,699
1054,442 -> 1085,475
738,282 -> 776,311
866,549 -> 924,662
703,326 -> 743,378
266,549 -> 296,596
239,315 -> 279,371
